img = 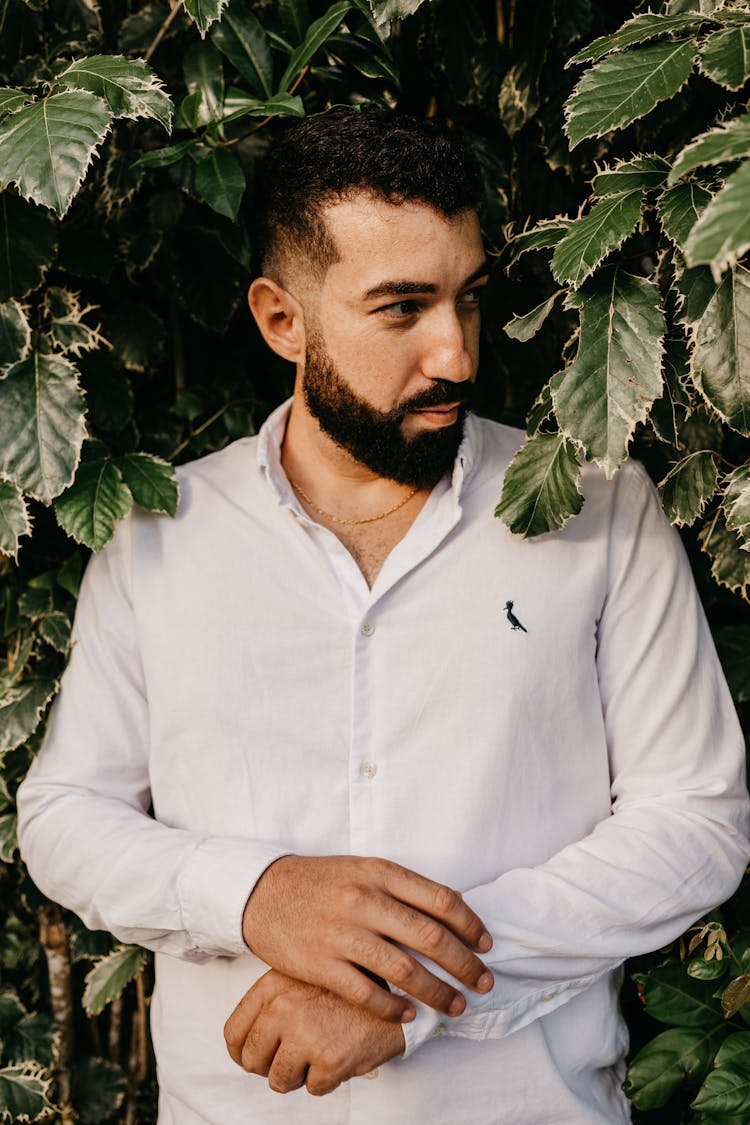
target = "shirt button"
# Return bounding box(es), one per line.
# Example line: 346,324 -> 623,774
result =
432,1022 -> 446,1037
542,993 -> 555,1002
359,761 -> 378,779
364,1069 -> 379,1080
360,621 -> 375,636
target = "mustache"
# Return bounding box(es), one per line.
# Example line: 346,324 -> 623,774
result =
395,380 -> 474,420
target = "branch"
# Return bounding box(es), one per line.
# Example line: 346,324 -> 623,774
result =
144,0 -> 181,63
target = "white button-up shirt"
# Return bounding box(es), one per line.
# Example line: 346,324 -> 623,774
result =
17,401 -> 750,1125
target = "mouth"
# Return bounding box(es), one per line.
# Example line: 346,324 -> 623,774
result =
409,403 -> 461,427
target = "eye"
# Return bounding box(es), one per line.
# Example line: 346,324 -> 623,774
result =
380,299 -> 421,319
460,286 -> 485,308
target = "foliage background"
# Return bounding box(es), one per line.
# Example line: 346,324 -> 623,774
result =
0,0 -> 749,1120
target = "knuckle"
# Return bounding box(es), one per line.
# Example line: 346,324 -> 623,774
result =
386,952 -> 416,986
340,882 -> 367,912
433,884 -> 460,915
348,976 -> 376,1007
418,919 -> 446,954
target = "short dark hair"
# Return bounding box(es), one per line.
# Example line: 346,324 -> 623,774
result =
254,106 -> 483,284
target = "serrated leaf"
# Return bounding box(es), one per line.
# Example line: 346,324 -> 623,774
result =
0,91 -> 112,218
693,1031 -> 750,1113
624,1026 -> 726,1110
2,1013 -> 56,1067
551,269 -> 665,476
0,300 -> 30,367
658,180 -> 713,248
70,1057 -> 126,1124
635,963 -> 723,1027
0,680 -> 57,753
136,138 -> 197,168
18,587 -> 52,620
39,612 -> 72,653
494,431 -> 583,537
675,263 -> 717,327
0,1064 -> 54,1123
715,626 -> 750,702
58,55 -> 172,130
505,219 -> 572,268
117,453 -> 179,515
503,291 -> 563,342
0,353 -> 87,503
565,39 -> 697,148
722,978 -> 750,1018
278,0 -> 356,91
0,991 -> 25,1033
670,115 -> 750,183
690,265 -> 750,434
685,160 -> 750,280
0,814 -> 17,862
724,461 -> 750,546
0,482 -> 30,560
184,40 -> 224,125
699,514 -> 750,599
183,0 -> 228,36
659,450 -> 718,525
55,446 -> 132,551
211,0 -> 273,98
367,0 -> 427,25
526,382 -> 554,436
552,189 -> 644,286
195,148 -> 244,220
83,946 -> 147,1016
698,26 -> 750,89
568,12 -> 703,66
0,90 -> 33,119
220,90 -> 304,125
70,918 -> 116,963
0,194 -> 57,302
592,154 -> 670,196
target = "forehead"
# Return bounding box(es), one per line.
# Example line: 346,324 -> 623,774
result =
320,195 -> 484,297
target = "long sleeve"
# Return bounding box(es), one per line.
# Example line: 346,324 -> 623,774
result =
16,512 -> 287,961
402,462 -> 750,1054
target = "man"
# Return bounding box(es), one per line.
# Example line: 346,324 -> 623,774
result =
17,109 -> 750,1124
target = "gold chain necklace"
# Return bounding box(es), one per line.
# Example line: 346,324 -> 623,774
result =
290,479 -> 418,526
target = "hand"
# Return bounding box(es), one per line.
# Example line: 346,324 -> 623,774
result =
242,854 -> 493,1023
224,969 -> 406,1096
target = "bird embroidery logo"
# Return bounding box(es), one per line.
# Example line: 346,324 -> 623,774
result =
505,600 -> 527,632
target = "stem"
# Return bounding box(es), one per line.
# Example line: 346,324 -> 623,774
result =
39,905 -> 76,1125
169,295 -> 185,398
135,971 -> 149,1083
108,994 -> 123,1062
168,399 -> 254,459
144,0 -> 180,63
0,0 -> 9,39
226,67 -> 310,146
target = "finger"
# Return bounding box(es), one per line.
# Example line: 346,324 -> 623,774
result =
306,1063 -> 345,1097
345,928 -> 469,1015
267,1045 -> 309,1094
224,984 -> 269,1066
323,959 -> 416,1023
378,860 -> 491,952
241,1025 -> 281,1077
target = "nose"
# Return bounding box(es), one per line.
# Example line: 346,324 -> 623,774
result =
419,307 -> 475,384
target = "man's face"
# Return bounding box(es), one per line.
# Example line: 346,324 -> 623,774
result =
299,196 -> 488,488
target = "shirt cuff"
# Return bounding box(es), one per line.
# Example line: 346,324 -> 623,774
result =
177,837 -> 288,957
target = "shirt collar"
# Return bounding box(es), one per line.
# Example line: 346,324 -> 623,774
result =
257,395 -> 481,507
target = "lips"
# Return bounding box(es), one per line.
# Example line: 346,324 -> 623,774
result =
411,404 -> 461,426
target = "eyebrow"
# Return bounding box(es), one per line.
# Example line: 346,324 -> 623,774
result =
362,260 -> 491,302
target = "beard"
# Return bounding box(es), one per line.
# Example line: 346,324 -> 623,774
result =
302,334 -> 473,490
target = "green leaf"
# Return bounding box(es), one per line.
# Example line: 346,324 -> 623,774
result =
699,514 -> 750,599
54,445 -> 133,551
184,41 -> 224,125
57,55 -> 173,130
688,956 -> 729,981
0,1064 -> 54,1123
551,189 -> 645,286
693,1032 -> 750,1114
592,154 -> 670,196
658,180 -> 713,248
136,139 -> 197,168
675,264 -> 717,328
70,918 -> 116,962
194,148 -> 244,220
57,551 -> 82,598
724,461 -> 750,546
0,482 -> 30,560
278,0 -> 311,44
183,0 -> 228,37
505,218 -> 572,267
624,1026 -> 726,1110
689,265 -> 750,434
0,814 -> 17,862
0,194 -> 57,302
278,0 -> 356,92
117,453 -> 179,516
526,382 -> 554,436
551,269 -> 665,477
685,160 -> 750,280
0,91 -> 112,218
175,89 -> 202,131
39,612 -> 72,653
18,587 -> 52,620
0,991 -> 25,1033
70,1057 -> 126,1124
367,0 -> 428,25
2,1013 -> 56,1066
670,115 -> 750,183
0,353 -> 87,503
83,946 -> 147,1016
0,300 -> 30,367
220,90 -> 304,125
0,680 -> 57,754
211,0 -> 273,98
494,431 -> 583,537
634,962 -> 724,1027
659,451 -> 719,526
698,26 -> 750,90
0,90 -> 33,119
503,292 -> 563,342
565,39 -> 697,148
714,626 -> 750,702
567,12 -> 703,66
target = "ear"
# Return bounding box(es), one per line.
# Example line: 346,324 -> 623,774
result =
248,277 -> 306,364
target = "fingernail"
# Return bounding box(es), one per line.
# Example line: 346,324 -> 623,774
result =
401,1006 -> 416,1022
477,971 -> 494,992
449,994 -> 465,1016
477,931 -> 492,953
